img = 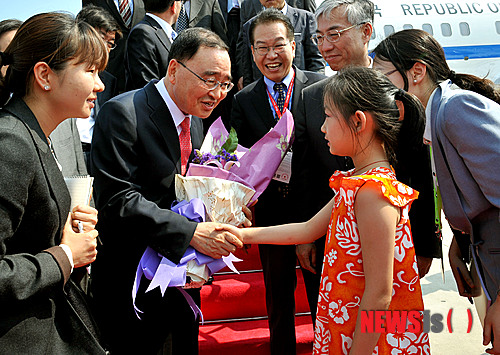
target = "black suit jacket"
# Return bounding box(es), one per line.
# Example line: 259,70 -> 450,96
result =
125,15 -> 172,91
230,67 -> 325,225
97,70 -> 118,109
236,5 -> 324,86
290,79 -> 349,222
184,0 -> 228,43
82,0 -> 146,92
90,80 -> 204,350
0,98 -> 105,354
293,79 -> 441,258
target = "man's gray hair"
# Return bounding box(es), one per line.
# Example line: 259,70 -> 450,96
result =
315,0 -> 374,26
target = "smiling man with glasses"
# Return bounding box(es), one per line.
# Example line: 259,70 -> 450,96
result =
236,0 -> 324,88
230,8 -> 326,355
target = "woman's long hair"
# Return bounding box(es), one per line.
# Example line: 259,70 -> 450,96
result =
373,28 -> 500,104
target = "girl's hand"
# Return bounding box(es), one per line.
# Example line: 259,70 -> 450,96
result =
62,213 -> 98,268
71,204 -> 98,233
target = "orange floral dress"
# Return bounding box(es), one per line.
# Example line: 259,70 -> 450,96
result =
313,167 -> 431,355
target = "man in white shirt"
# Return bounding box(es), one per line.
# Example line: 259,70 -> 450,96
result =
90,28 -> 243,354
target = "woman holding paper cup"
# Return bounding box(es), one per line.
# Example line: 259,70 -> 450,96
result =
0,13 -> 106,353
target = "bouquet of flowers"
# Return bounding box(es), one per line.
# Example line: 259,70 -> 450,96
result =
133,110 -> 294,319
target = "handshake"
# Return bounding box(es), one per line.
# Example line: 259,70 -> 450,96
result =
189,204 -> 253,259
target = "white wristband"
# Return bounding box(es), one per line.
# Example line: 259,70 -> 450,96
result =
59,244 -> 74,273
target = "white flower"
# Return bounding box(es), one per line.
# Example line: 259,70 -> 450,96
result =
329,300 -> 350,324
326,250 -> 338,266
387,332 -> 418,354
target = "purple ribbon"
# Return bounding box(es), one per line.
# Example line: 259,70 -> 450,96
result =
132,198 -> 241,322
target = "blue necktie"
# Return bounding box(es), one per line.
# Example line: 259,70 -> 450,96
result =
176,2 -> 188,33
273,82 -> 286,120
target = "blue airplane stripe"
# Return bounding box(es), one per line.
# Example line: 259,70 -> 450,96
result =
443,44 -> 500,60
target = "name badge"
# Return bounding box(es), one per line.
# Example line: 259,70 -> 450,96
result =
273,151 -> 292,184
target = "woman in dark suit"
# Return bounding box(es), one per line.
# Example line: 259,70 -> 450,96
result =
0,13 -> 107,353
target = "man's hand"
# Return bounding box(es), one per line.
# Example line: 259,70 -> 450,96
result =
484,299 -> 500,354
296,243 -> 316,274
190,222 -> 243,259
416,255 -> 433,278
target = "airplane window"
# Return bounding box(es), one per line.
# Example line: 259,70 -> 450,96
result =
459,22 -> 470,36
496,21 -> 500,34
422,23 -> 434,35
441,23 -> 452,37
403,24 -> 413,30
384,25 -> 395,37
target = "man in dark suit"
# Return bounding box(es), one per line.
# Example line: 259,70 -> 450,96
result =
240,0 -> 317,25
90,28 -> 243,354
292,0 -> 440,292
230,9 -> 325,355
175,0 -> 228,43
125,0 -> 181,90
82,0 -> 146,92
236,0 -> 324,88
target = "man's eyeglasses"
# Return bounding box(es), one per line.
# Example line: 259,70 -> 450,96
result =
253,42 -> 290,56
99,32 -> 117,50
311,22 -> 367,46
105,41 -> 116,50
177,61 -> 234,93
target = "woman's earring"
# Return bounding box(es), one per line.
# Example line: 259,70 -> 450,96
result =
413,78 -> 417,83
44,85 -> 50,91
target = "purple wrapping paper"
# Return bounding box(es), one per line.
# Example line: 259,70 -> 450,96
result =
132,198 -> 241,321
187,109 -> 294,202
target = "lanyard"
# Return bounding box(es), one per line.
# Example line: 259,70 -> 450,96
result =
266,74 -> 295,120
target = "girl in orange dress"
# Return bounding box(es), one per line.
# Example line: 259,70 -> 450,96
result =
225,66 -> 431,354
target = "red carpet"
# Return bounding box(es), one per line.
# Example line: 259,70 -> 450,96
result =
199,245 -> 314,354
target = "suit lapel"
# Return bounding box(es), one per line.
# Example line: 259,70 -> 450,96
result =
6,98 -> 70,239
131,0 -> 146,27
145,82 -> 183,174
252,0 -> 262,16
286,6 -> 299,28
146,17 -> 172,53
188,0 -> 202,27
252,78 -> 276,130
291,67 -> 307,113
105,0 -> 127,29
219,0 -> 229,22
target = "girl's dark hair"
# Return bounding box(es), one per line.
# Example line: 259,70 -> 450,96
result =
373,29 -> 500,104
0,12 -> 108,106
324,66 -> 425,165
